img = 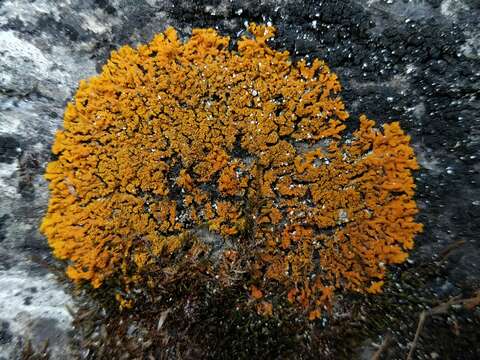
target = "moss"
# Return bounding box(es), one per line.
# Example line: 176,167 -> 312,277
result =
41,23 -> 422,318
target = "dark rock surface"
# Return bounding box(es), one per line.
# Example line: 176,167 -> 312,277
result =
0,0 -> 478,358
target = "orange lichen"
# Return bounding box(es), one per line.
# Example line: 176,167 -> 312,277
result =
250,285 -> 264,300
256,301 -> 273,317
41,23 -> 422,318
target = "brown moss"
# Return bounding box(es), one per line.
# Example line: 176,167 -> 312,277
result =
41,24 -> 422,318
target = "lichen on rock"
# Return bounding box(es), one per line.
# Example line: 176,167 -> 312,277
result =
41,23 -> 422,318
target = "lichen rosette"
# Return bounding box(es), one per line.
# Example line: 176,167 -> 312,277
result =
41,24 -> 422,318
